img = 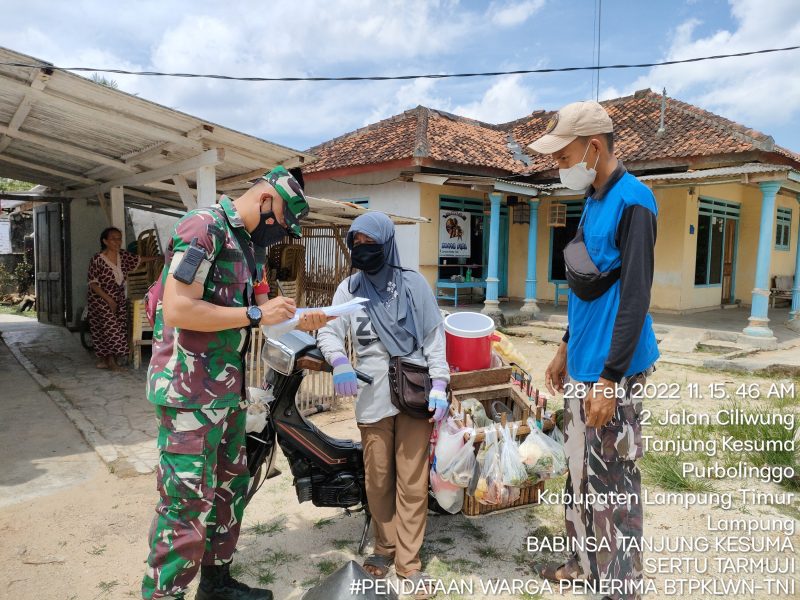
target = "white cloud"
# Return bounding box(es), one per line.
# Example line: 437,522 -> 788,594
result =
453,74 -> 536,123
488,0 -> 546,27
602,0 -> 800,130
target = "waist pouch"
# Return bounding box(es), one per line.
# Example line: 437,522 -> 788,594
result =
563,226 -> 621,301
388,356 -> 433,419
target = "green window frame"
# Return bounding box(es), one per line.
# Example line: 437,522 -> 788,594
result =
694,198 -> 740,287
776,207 -> 791,251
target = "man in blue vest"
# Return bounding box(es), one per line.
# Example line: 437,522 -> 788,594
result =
529,101 -> 659,600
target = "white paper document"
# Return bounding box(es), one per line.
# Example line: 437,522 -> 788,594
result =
261,297 -> 369,339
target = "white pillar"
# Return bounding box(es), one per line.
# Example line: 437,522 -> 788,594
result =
482,192 -> 502,316
110,186 -> 125,246
743,181 -> 779,341
196,165 -> 217,208
521,199 -> 541,316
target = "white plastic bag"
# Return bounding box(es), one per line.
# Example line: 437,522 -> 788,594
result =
439,430 -> 478,488
245,387 -> 271,433
500,424 -> 528,488
473,428 -> 509,505
518,418 -> 567,481
434,417 -> 470,473
430,468 -> 464,514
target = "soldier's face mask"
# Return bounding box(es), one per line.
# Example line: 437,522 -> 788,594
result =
251,204 -> 289,247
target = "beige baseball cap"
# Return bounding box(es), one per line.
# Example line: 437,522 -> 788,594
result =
527,100 -> 613,154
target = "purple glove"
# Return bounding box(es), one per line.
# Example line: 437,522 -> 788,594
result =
428,379 -> 449,422
331,353 -> 358,397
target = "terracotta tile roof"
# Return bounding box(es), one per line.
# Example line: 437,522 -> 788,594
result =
505,89 -> 800,174
424,109 -> 523,172
304,90 -> 800,177
304,106 -> 526,174
304,111 -> 419,173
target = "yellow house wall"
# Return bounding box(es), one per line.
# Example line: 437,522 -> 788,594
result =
417,180 -> 797,312
662,182 -> 798,311
508,222 -> 527,299
650,187 -> 687,311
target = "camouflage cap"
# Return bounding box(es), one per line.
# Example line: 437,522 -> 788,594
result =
261,166 -> 309,238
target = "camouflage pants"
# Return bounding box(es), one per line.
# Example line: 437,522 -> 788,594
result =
141,405 -> 249,600
563,369 -> 651,600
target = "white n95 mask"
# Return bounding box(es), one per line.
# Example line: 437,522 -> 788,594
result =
559,143 -> 600,191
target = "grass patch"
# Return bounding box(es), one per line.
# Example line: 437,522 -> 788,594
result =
316,559 -> 339,576
256,569 -> 276,585
96,580 -> 119,596
454,519 -> 487,542
436,556 -> 480,574
330,538 -> 353,551
0,304 -> 34,317
229,562 -> 246,578
313,517 -> 334,529
248,516 -> 287,536
436,536 -> 455,545
258,549 -> 299,568
476,546 -> 504,560
718,400 -> 797,468
641,453 -> 715,492
87,544 -> 107,556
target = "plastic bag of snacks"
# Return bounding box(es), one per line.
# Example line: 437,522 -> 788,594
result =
460,398 -> 493,428
500,423 -> 528,490
440,429 -> 478,488
474,428 -> 509,505
434,418 -> 470,473
430,468 -> 464,514
518,419 -> 567,481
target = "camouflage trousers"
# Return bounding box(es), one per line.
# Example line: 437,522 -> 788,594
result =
141,405 -> 249,600
562,369 -> 652,600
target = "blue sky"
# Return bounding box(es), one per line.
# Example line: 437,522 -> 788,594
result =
4,0 -> 799,153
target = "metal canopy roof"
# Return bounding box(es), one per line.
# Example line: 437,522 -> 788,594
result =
0,47 -> 428,226
0,46 -> 314,205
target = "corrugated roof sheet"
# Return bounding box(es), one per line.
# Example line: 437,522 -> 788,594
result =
0,46 -> 314,206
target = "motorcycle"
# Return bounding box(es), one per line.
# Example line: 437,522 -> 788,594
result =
244,330 -> 447,555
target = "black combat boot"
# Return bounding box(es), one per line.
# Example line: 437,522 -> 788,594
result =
195,563 -> 272,600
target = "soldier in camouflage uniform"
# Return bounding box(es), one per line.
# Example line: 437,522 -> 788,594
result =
531,102 -> 659,600
142,167 -> 329,600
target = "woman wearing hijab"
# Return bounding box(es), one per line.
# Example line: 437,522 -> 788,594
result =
317,212 -> 449,594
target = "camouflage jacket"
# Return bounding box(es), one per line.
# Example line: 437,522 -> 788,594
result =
147,196 -> 253,409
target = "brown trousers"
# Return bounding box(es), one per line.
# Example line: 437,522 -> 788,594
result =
358,413 -> 433,576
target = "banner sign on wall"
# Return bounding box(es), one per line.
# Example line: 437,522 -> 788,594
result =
439,210 -> 471,258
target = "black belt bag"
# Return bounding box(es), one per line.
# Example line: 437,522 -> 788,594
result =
563,225 -> 621,301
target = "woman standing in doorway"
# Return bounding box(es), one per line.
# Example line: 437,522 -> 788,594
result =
87,227 -> 152,370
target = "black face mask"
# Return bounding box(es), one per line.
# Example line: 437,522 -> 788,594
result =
251,211 -> 287,247
351,243 -> 385,274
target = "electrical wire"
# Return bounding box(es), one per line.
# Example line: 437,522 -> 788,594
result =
596,0 -> 603,100
2,45 -> 798,82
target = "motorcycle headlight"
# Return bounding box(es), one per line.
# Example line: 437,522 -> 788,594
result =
263,337 -> 295,376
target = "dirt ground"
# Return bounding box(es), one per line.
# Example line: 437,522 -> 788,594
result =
1,334 -> 798,599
